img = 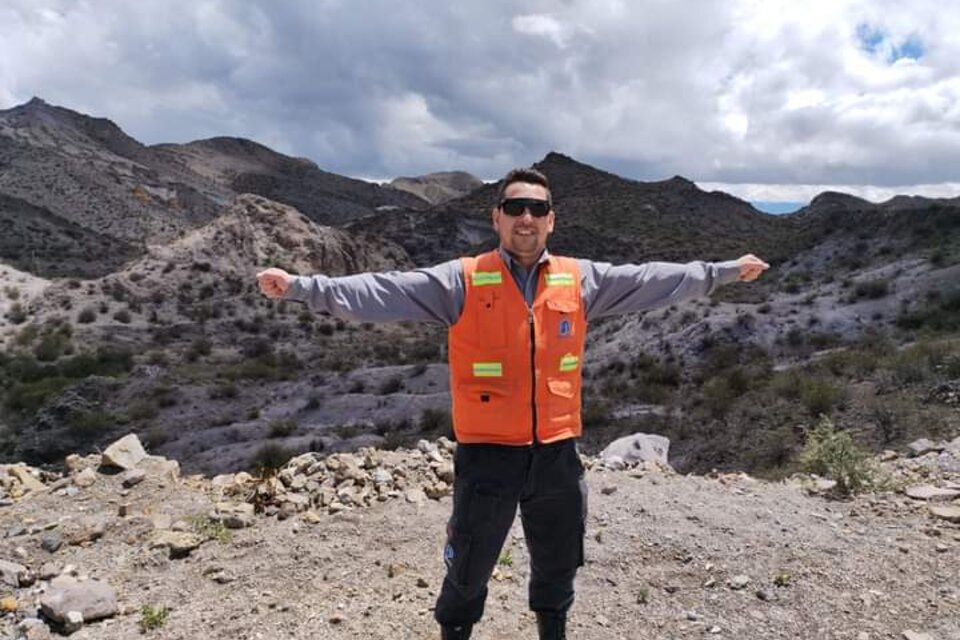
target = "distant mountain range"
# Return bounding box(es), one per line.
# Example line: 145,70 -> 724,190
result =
3,97 -> 957,280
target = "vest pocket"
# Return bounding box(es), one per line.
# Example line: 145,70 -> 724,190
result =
546,379 -> 580,422
477,290 -> 507,347
544,298 -> 580,342
454,380 -> 514,436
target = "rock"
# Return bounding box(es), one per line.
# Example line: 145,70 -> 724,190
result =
149,530 -> 205,558
907,439 -> 943,457
904,484 -> 960,501
405,488 -> 426,504
38,562 -> 59,580
8,465 -> 47,493
41,532 -> 63,553
39,578 -> 119,625
214,502 -> 255,529
137,456 -> 180,482
65,517 -> 106,545
601,485 -> 618,496
727,575 -> 751,590
73,468 -> 97,488
417,439 -> 438,454
902,632 -> 934,640
63,610 -> 84,634
929,505 -> 960,523
120,469 -> 146,488
0,559 -> 29,587
600,433 -> 670,467
17,618 -> 53,640
100,434 -> 147,470
371,468 -> 393,485
435,462 -> 455,484
1,595 -> 17,612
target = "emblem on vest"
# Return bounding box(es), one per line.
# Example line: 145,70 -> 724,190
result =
559,318 -> 571,337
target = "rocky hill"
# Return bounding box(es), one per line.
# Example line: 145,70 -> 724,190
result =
348,152 -> 803,268
0,99 -> 431,278
152,137 -> 429,225
0,432 -> 957,639
388,171 -> 484,205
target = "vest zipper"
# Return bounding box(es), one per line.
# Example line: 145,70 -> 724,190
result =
528,306 -> 538,444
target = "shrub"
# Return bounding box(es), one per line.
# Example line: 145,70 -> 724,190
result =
798,378 -> 842,416
269,419 -> 297,438
6,302 -> 27,324
800,416 -> 876,496
419,408 -> 453,434
139,605 -> 169,631
854,279 -> 889,300
379,376 -> 403,395
250,443 -> 294,473
113,309 -> 132,324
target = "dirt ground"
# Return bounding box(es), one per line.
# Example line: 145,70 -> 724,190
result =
2,443 -> 958,640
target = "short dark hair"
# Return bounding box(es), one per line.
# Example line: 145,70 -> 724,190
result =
495,167 -> 552,207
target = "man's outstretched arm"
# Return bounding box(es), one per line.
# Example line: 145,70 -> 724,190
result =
580,254 -> 769,321
256,261 -> 465,326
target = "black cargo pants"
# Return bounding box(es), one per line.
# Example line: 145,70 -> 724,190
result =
434,438 -> 587,627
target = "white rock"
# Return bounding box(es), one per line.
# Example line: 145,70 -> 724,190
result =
101,434 -> 147,470
600,433 -> 670,467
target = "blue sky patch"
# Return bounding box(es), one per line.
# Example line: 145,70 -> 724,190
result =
856,23 -> 924,63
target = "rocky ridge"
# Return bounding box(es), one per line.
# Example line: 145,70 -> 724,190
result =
1,432 -> 958,639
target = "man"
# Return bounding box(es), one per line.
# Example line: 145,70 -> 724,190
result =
257,167 -> 768,639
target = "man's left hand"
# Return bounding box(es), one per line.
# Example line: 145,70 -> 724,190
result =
736,254 -> 769,282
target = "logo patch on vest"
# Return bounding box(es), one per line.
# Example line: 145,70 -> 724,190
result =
559,319 -> 571,337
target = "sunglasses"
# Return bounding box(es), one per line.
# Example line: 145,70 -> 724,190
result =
499,198 -> 552,218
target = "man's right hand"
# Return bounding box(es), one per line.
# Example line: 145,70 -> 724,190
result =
256,268 -> 294,299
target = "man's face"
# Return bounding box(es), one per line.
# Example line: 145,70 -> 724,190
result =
492,181 -> 555,266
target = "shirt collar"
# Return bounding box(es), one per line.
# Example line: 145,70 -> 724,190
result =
498,246 -> 550,273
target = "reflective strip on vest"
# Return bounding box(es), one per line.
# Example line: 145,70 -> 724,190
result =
472,271 -> 503,286
545,273 -> 575,286
472,362 -> 503,377
559,354 -> 579,372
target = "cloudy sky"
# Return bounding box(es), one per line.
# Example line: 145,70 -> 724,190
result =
2,0 -> 959,209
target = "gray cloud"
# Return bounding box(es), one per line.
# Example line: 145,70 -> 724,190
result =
2,0 -> 959,196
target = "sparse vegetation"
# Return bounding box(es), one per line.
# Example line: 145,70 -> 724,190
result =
800,416 -> 877,497
139,604 -> 170,631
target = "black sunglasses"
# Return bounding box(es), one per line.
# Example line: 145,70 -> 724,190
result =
499,198 -> 552,218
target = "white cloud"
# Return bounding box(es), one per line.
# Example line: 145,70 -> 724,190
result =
0,0 -> 958,194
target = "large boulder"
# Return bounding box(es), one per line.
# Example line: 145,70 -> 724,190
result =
100,434 -> 147,470
600,433 -> 671,469
39,578 -> 118,625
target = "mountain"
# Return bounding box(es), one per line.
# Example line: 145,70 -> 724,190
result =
350,152 -> 803,267
0,98 -> 225,247
0,98 -> 431,278
388,170 -> 484,205
152,137 -> 429,225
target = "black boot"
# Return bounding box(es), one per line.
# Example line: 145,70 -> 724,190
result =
440,624 -> 473,639
536,612 -> 567,640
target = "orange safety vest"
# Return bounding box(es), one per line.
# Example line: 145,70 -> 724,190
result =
448,250 -> 587,445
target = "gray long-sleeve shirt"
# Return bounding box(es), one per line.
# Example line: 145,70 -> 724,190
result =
283,248 -> 741,324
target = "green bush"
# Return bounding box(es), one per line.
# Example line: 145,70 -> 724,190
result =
269,419 -> 297,438
798,378 -> 842,417
250,443 -> 294,473
419,408 -> 453,434
853,279 -> 889,300
139,605 -> 169,631
800,416 -> 876,496
378,376 -> 403,395
6,302 -> 27,324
